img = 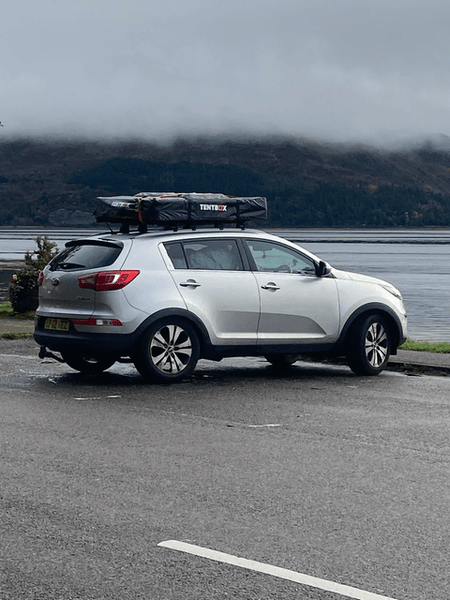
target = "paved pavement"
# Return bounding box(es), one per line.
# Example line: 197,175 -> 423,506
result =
0,318 -> 35,335
390,349 -> 450,373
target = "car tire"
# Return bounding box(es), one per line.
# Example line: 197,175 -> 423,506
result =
61,351 -> 116,374
134,318 -> 200,383
265,354 -> 300,369
346,314 -> 391,376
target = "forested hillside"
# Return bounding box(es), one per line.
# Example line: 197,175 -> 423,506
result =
1,137 -> 450,227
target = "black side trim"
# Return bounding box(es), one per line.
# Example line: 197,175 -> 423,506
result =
203,342 -> 336,361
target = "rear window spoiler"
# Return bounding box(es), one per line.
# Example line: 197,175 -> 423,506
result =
65,239 -> 124,249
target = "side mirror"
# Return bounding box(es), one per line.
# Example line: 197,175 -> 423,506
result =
315,260 -> 330,277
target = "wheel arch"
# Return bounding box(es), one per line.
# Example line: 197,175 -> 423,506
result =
338,303 -> 404,354
134,308 -> 212,358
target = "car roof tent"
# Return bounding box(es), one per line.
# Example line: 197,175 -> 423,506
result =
95,192 -> 268,231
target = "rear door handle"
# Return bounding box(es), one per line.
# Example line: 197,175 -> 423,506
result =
180,279 -> 201,288
261,282 -> 280,291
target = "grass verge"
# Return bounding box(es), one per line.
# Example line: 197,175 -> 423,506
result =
0,301 -> 13,317
399,339 -> 450,354
0,332 -> 33,340
0,301 -> 35,320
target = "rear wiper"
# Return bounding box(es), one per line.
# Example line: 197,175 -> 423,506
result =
59,262 -> 86,270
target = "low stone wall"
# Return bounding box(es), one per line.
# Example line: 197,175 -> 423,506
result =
0,270 -> 13,303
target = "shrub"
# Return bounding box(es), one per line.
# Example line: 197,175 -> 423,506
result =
9,236 -> 59,313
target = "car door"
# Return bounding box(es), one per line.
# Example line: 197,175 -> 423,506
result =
162,238 -> 260,346
244,238 -> 340,345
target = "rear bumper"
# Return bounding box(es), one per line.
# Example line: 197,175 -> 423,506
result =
34,321 -> 143,356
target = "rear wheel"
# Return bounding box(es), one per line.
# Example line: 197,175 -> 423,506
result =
134,318 -> 200,383
346,314 -> 391,375
61,351 -> 116,374
265,354 -> 300,369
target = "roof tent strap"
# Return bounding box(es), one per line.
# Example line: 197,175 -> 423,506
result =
137,198 -> 144,224
236,199 -> 242,227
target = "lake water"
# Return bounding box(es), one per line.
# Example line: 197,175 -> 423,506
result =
1,227 -> 449,342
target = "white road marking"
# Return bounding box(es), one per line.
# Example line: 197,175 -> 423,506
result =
73,395 -> 122,400
158,540 -> 399,600
246,423 -> 282,428
0,353 -> 36,359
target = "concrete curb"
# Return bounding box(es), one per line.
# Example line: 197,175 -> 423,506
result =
388,350 -> 450,375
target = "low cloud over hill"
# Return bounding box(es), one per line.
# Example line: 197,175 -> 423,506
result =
1,136 -> 450,228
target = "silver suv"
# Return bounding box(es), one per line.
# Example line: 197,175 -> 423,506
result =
34,228 -> 407,382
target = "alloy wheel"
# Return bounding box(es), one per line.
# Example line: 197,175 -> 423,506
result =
150,324 -> 193,374
365,321 -> 389,368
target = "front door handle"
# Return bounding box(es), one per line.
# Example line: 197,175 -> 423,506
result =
180,279 -> 201,288
261,282 -> 280,291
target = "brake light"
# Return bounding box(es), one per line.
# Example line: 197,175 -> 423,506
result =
78,270 -> 140,291
72,318 -> 123,326
38,271 -> 44,286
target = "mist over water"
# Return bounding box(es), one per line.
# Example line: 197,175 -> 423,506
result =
1,227 -> 449,342
0,229 -> 98,261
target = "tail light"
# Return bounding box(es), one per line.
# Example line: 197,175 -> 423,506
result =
72,318 -> 123,326
38,271 -> 44,286
78,270 -> 140,291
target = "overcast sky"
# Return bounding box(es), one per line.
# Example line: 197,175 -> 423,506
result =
2,0 -> 450,144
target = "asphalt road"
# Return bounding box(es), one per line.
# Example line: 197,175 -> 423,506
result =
1,340 -> 450,600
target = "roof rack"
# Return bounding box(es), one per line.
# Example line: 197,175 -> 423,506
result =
95,192 -> 267,231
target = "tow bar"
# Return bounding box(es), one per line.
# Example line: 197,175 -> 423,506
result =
38,345 -> 65,363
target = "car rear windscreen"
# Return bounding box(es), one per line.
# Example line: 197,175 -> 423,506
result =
49,241 -> 123,271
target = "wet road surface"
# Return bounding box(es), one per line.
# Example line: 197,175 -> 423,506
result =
2,341 -> 450,600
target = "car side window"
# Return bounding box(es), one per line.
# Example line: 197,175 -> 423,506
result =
183,240 -> 244,271
165,242 -> 188,269
246,240 -> 316,274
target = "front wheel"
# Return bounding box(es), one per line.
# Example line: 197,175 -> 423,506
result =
61,351 -> 116,374
346,314 -> 391,376
134,318 -> 200,383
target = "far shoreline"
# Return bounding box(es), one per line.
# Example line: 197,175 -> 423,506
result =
0,261 -> 26,267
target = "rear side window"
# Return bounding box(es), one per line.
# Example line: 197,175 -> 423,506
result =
165,239 -> 244,271
165,243 -> 188,269
49,242 -> 123,271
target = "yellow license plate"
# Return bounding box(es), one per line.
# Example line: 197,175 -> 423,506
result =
45,318 -> 70,331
